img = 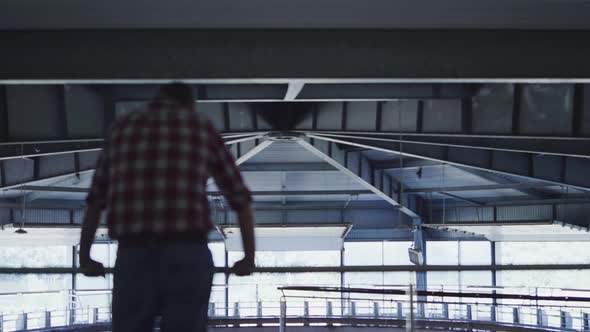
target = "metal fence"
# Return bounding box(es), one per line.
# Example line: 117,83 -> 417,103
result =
1,286 -> 590,331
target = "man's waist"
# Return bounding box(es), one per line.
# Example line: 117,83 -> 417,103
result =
117,232 -> 208,248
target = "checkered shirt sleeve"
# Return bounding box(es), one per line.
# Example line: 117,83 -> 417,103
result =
206,121 -> 252,211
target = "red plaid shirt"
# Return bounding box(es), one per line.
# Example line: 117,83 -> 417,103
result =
87,104 -> 251,239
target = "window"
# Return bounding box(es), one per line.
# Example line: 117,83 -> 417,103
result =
344,241 -> 413,266
229,250 -> 341,267
496,242 -> 590,265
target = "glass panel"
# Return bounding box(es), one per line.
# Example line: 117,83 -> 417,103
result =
228,273 -> 340,316
383,241 -> 413,265
428,272 -> 460,291
0,274 -> 72,314
344,242 -> 383,266
0,246 -> 72,267
229,250 -> 340,267
459,241 -> 491,265
427,241 -> 459,265
208,242 -> 226,267
496,242 -> 590,265
497,270 -> 590,290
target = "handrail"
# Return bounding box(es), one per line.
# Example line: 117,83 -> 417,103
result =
279,286 -> 590,302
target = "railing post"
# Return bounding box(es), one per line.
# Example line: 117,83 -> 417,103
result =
466,305 -> 472,321
406,284 -> 415,332
326,301 -> 333,326
93,308 -> 99,324
583,312 -> 589,331
512,307 -> 520,324
233,302 -> 240,318
351,302 -> 357,327
373,302 -> 379,318
257,302 -> 263,327
45,311 -> 51,328
490,305 -> 497,322
208,303 -> 216,317
16,313 -> 27,331
397,302 -> 403,318
560,311 -> 572,330
303,301 -> 310,326
257,302 -> 263,318
279,297 -> 287,332
537,309 -> 547,327
442,304 -> 449,319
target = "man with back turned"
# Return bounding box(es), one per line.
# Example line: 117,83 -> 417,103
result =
78,82 -> 256,332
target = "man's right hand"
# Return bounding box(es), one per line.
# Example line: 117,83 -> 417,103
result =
231,257 -> 255,276
80,259 -> 106,277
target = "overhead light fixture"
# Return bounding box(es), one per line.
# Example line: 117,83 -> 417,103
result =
14,228 -> 28,235
408,247 -> 424,265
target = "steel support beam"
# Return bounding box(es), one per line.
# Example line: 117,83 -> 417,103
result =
0,140 -> 103,161
297,137 -> 421,220
402,182 -> 553,194
307,132 -> 590,158
2,30 -> 590,80
239,162 -> 334,172
306,134 -> 590,192
284,82 -> 305,101
19,186 -> 373,196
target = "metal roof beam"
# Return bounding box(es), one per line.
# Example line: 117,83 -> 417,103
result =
297,137 -> 421,221
308,132 -> 590,158
239,162 -> 334,172
307,134 -> 590,192
2,30 -> 590,80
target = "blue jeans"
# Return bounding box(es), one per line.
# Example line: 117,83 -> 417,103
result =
112,242 -> 214,332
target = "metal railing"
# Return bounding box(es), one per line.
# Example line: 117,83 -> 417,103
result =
1,286 -> 590,331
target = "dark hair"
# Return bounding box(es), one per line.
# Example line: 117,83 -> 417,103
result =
156,82 -> 196,109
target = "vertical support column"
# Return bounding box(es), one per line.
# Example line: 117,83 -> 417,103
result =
413,219 -> 427,318
45,311 -> 52,328
303,301 -> 310,326
490,241 -> 498,322
537,309 -> 547,327
442,303 -> 449,319
350,302 -> 356,317
373,302 -> 379,318
466,305 -> 472,321
0,86 -> 9,142
583,312 -> 589,331
512,308 -> 520,324
279,298 -> 287,332
93,308 -> 99,324
326,301 -> 333,326
560,311 -> 572,330
397,302 -> 403,318
511,84 -> 522,135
